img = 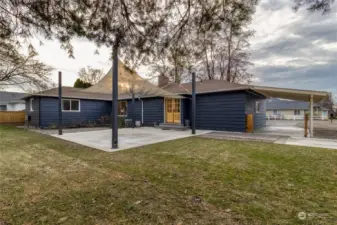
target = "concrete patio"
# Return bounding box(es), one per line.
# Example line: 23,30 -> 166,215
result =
199,120 -> 337,150
200,131 -> 337,150
47,127 -> 211,152
29,121 -> 337,151
282,137 -> 337,150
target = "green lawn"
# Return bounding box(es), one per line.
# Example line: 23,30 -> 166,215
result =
1,126 -> 336,225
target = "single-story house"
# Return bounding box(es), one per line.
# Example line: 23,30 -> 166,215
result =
22,61 -> 330,133
0,91 -> 26,111
266,98 -> 329,120
23,83 -> 266,132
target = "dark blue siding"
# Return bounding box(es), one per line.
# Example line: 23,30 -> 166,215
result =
181,98 -> 190,126
125,97 -> 164,126
245,93 -> 266,130
180,98 -> 185,125
126,99 -> 142,122
39,97 -> 111,128
195,92 -> 246,132
25,97 -> 40,127
143,97 -> 164,126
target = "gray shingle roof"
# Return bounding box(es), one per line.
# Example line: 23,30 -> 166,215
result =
83,60 -> 182,98
0,91 -> 26,105
23,60 -> 184,101
22,86 -> 183,101
162,80 -> 249,94
22,87 -> 115,101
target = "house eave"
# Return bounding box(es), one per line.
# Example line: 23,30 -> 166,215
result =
22,93 -> 185,101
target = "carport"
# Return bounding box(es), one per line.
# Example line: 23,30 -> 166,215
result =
251,85 -> 329,138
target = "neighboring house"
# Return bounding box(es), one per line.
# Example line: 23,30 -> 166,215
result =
22,61 -> 329,132
266,98 -> 329,120
0,91 -> 26,111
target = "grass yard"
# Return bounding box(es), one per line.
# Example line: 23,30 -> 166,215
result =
1,126 -> 337,225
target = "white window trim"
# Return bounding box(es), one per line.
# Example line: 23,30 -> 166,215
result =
30,98 -> 34,112
118,101 -> 128,117
255,101 -> 261,113
62,99 -> 81,112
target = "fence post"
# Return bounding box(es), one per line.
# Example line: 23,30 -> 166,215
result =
304,114 -> 308,137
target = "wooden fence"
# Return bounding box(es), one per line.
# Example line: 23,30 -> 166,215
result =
0,111 -> 26,124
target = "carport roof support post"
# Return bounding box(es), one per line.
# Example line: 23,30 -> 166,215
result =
58,71 -> 62,135
192,72 -> 196,135
112,45 -> 118,149
310,94 -> 314,138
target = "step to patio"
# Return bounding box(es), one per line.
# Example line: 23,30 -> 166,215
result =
159,123 -> 190,131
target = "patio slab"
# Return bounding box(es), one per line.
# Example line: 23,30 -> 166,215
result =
199,131 -> 286,143
284,137 -> 337,150
50,127 -> 211,152
200,131 -> 337,150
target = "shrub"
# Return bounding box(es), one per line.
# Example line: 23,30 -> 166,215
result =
118,117 -> 125,128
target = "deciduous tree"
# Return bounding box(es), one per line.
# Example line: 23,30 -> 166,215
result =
78,67 -> 104,85
293,0 -> 335,14
0,40 -> 53,91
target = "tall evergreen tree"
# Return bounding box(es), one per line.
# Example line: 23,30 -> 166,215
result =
73,78 -> 92,89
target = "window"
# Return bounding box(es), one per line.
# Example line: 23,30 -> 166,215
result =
30,98 -> 34,112
0,105 -> 7,111
294,110 -> 301,115
118,101 -> 127,116
273,109 -> 278,115
71,100 -> 79,111
62,99 -> 80,112
256,101 -> 261,113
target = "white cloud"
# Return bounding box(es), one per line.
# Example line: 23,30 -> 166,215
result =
250,0 -> 337,97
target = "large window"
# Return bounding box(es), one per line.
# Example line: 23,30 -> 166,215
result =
30,98 -> 34,112
294,110 -> 301,115
118,101 -> 127,116
62,99 -> 80,112
273,109 -> 278,115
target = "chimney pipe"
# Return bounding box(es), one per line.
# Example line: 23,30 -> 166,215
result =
158,74 -> 169,87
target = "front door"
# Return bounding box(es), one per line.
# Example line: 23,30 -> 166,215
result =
165,98 -> 181,123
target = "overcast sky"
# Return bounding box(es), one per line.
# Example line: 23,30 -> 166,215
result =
11,0 -> 337,99
250,0 -> 337,99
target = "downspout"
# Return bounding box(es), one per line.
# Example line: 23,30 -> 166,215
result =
38,97 -> 41,129
137,97 -> 144,125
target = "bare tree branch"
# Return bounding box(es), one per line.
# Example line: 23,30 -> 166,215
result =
0,40 -> 53,91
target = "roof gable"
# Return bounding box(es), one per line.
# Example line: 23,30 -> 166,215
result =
23,61 -> 183,101
83,60 -> 180,98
